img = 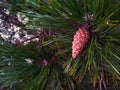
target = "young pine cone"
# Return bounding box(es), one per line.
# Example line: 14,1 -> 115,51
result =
72,27 -> 90,59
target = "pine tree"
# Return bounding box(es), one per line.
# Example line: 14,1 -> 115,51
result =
0,0 -> 120,90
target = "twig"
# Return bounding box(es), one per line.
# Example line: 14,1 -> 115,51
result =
25,56 -> 57,66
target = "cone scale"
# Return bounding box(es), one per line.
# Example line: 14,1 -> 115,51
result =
72,27 -> 90,59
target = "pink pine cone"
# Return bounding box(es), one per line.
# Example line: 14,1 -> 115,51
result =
72,27 -> 90,59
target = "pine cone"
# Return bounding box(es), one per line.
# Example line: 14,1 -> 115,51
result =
72,27 -> 90,59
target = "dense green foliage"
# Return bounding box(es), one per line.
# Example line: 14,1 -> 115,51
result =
0,0 -> 120,90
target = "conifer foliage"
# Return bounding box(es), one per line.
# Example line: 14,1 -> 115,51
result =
0,0 -> 120,90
